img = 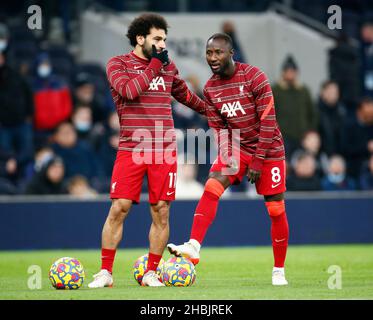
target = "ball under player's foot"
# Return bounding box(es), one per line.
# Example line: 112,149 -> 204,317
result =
167,240 -> 200,265
272,267 -> 288,286
141,270 -> 165,287
88,269 -> 113,288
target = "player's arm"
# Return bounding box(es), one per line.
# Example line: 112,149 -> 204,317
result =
106,47 -> 167,101
171,68 -> 207,115
248,67 -> 277,183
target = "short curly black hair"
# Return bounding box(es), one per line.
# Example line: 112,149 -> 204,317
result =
126,13 -> 169,47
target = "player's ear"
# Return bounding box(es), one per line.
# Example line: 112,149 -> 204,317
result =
230,48 -> 234,56
136,35 -> 145,46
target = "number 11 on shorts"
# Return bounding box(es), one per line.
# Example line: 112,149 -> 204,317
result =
169,172 -> 177,188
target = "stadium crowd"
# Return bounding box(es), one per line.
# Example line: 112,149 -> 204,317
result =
1,7 -> 373,197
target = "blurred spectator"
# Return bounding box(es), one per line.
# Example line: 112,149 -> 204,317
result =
0,42 -> 34,173
340,97 -> 373,178
25,156 -> 67,195
221,21 -> 246,63
291,131 -> 328,177
23,146 -> 55,183
360,154 -> 373,190
321,155 -> 356,191
318,80 -> 347,155
173,74 -> 207,130
32,52 -> 73,148
73,72 -> 108,123
329,33 -> 361,107
71,105 -> 98,148
0,150 -> 18,194
176,155 -> 204,199
0,23 -> 9,53
172,74 -> 210,182
272,55 -> 318,156
286,152 -> 321,191
360,21 -> 373,98
67,175 -> 98,199
51,122 -> 104,185
97,124 -> 118,179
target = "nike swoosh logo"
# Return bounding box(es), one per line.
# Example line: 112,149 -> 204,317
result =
166,191 -> 175,196
275,238 -> 286,243
214,92 -> 222,97
134,65 -> 142,69
271,183 -> 281,188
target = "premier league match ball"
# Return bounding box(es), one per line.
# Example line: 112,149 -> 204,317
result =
161,256 -> 196,287
133,254 -> 165,285
49,257 -> 85,289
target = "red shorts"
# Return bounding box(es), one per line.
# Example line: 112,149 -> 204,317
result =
210,153 -> 286,195
110,151 -> 177,204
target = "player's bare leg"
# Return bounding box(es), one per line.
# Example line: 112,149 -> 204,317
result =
142,200 -> 170,286
102,198 -> 132,249
88,198 -> 132,288
168,172 -> 230,265
264,193 -> 289,286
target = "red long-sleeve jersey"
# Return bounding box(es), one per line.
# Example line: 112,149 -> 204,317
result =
106,52 -> 206,152
204,62 -> 285,171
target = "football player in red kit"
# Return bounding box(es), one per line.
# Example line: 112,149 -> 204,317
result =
88,13 -> 206,288
168,33 -> 289,285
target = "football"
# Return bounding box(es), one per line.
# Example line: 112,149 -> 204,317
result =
49,257 -> 85,289
133,254 -> 165,285
161,256 -> 196,287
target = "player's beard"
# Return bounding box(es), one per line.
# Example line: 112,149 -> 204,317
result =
141,40 -> 153,60
215,58 -> 233,77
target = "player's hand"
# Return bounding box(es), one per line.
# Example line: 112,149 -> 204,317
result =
151,45 -> 169,66
247,168 -> 261,184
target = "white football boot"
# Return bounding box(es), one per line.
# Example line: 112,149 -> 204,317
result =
272,267 -> 288,286
141,270 -> 165,287
88,269 -> 113,288
167,239 -> 200,265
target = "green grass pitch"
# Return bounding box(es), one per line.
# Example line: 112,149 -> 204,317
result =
1,244 -> 372,300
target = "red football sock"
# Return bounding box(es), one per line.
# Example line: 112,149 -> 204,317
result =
101,248 -> 116,274
190,191 -> 219,244
266,201 -> 289,268
145,252 -> 163,272
190,179 -> 225,244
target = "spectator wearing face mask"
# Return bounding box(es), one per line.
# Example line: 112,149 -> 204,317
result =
51,122 -> 104,189
32,52 -> 73,148
321,155 -> 356,191
71,105 -> 97,148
